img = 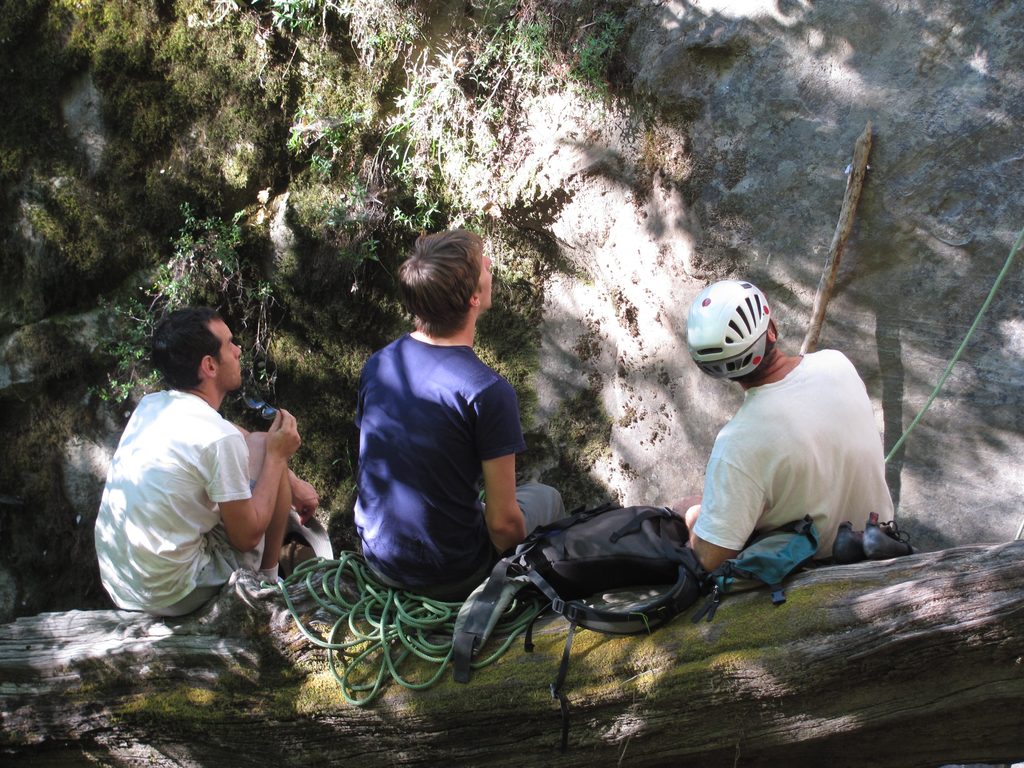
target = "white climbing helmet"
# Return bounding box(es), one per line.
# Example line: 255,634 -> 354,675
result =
687,280 -> 771,379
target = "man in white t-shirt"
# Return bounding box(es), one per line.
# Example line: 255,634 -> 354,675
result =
674,280 -> 894,571
94,307 -> 319,616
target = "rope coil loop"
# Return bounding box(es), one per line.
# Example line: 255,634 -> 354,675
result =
273,552 -> 543,706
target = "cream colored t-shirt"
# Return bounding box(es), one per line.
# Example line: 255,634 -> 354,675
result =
695,350 -> 894,557
94,390 -> 253,611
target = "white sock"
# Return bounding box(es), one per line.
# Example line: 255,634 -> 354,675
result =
259,564 -> 280,583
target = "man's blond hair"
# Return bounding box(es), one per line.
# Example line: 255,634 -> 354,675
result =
398,230 -> 483,338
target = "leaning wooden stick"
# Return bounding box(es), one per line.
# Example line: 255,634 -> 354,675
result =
801,120 -> 874,354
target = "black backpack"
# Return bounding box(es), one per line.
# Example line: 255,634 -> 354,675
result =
452,503 -> 704,749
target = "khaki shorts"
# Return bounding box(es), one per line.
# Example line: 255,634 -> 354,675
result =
149,526 -> 264,617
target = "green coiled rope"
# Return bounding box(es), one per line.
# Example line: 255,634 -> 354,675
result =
273,552 -> 543,706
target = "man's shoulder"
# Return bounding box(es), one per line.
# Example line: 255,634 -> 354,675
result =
394,334 -> 505,386
805,348 -> 855,371
130,390 -> 238,444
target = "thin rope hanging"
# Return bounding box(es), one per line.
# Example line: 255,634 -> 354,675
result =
885,225 -> 1024,465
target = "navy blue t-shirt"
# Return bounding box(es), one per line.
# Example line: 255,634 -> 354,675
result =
354,334 -> 527,589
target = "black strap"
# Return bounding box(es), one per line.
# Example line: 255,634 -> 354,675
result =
691,584 -> 722,623
528,559 -> 697,634
452,632 -> 478,684
523,610 -> 541,653
551,621 -> 577,752
608,506 -> 674,542
527,567 -> 567,608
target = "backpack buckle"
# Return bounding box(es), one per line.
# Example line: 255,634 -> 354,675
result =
551,597 -> 566,615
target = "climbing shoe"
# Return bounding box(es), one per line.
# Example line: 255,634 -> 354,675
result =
863,512 -> 914,560
832,521 -> 866,564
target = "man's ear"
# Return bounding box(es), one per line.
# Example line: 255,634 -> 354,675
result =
197,354 -> 217,381
766,319 -> 778,343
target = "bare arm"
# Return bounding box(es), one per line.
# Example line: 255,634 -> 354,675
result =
481,454 -> 526,554
677,497 -> 741,572
220,409 -> 300,552
289,471 -> 319,523
232,420 -> 319,524
690,535 -> 740,572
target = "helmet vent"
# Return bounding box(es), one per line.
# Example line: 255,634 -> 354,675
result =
697,346 -> 723,355
744,298 -> 760,329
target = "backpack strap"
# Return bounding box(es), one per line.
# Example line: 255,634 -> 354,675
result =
452,558 -> 527,683
608,505 -> 676,542
691,581 -> 723,623
551,621 -> 577,753
538,560 -> 699,634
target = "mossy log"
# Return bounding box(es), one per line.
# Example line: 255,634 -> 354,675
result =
2,542 -> 1023,767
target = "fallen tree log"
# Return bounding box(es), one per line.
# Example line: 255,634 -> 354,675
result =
2,542 -> 1023,767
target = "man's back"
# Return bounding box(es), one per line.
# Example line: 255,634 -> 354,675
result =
95,390 -> 250,611
354,334 -> 526,589
697,349 -> 894,556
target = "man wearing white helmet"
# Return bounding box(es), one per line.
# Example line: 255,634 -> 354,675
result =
676,279 -> 894,571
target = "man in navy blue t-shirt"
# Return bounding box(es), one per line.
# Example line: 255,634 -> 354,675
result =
355,230 -> 564,599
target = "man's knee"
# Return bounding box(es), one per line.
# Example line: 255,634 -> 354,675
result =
244,431 -> 268,480
517,482 -> 565,532
670,495 -> 702,529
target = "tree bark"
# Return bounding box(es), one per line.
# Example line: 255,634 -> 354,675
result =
3,542 -> 1023,767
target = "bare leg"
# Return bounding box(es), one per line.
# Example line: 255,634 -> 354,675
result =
259,465 -> 292,569
244,432 -> 293,570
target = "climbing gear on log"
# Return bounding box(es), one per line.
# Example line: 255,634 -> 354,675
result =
273,552 -> 543,706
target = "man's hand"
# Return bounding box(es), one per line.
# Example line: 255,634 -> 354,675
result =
266,408 -> 301,461
290,475 -> 319,524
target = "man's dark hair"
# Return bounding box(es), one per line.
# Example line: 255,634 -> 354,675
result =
151,307 -> 223,390
397,230 -> 483,338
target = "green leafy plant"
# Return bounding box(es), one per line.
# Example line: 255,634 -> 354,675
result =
288,104 -> 369,178
571,11 -> 625,96
95,204 -> 277,403
251,0 -> 419,68
267,0 -> 321,33
95,297 -> 162,403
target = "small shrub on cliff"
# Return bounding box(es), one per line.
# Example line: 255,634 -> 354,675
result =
96,204 -> 277,402
570,10 -> 626,95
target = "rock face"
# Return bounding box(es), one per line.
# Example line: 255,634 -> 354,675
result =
531,0 -> 1024,553
1,0 -> 1023,619
61,73 -> 107,176
0,312 -> 102,396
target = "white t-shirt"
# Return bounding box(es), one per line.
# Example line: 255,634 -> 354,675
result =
694,350 -> 894,558
94,390 -> 253,611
